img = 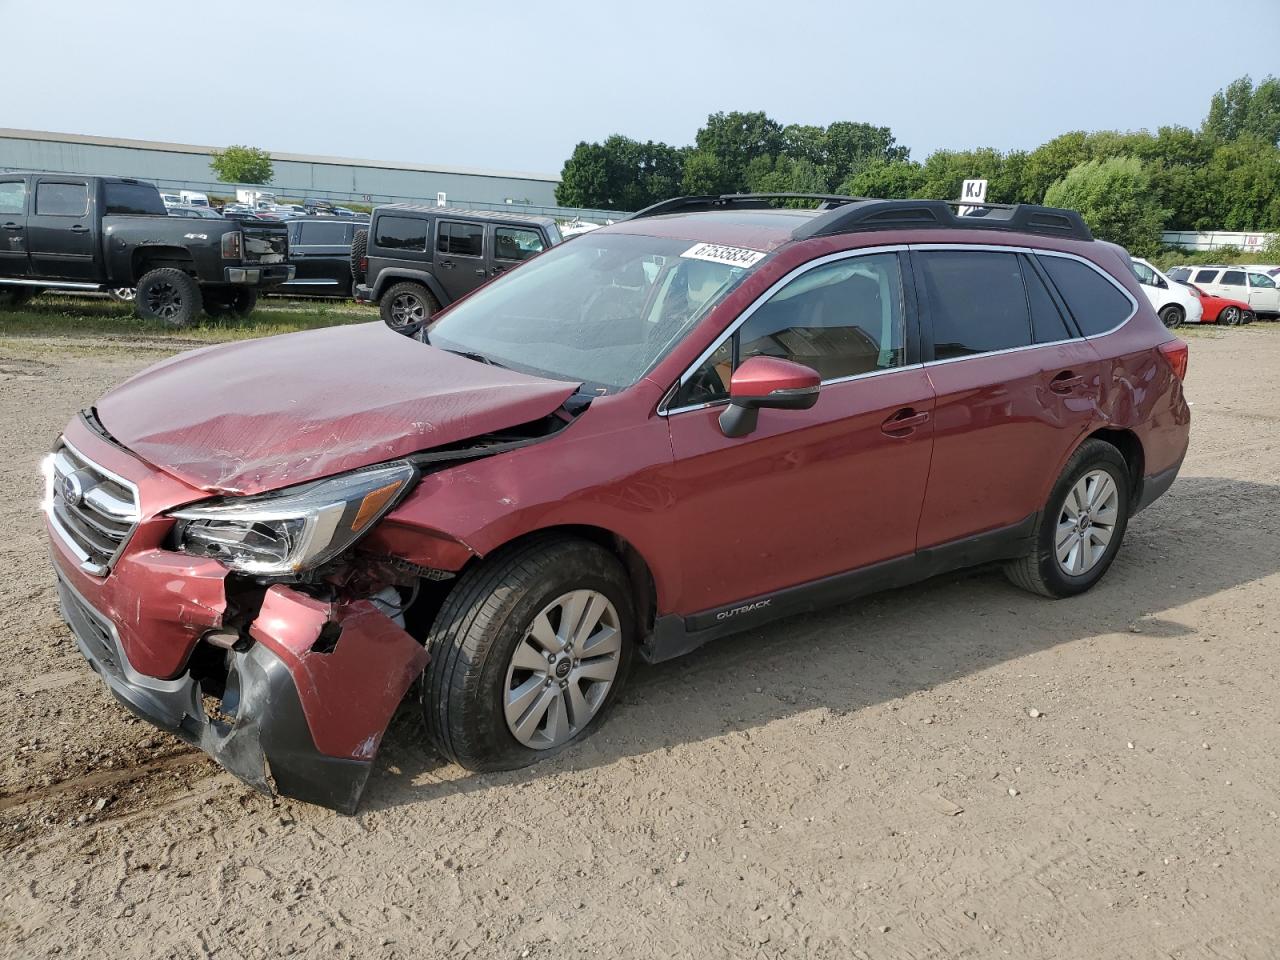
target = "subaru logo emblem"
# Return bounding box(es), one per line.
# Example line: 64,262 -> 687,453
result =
62,472 -> 85,508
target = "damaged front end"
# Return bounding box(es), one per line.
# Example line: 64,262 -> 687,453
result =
47,404 -> 582,813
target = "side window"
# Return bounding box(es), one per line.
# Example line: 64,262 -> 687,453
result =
299,221 -> 348,245
1220,270 -> 1246,287
1037,255 -> 1134,336
102,182 -> 166,216
1193,269 -> 1219,283
1248,272 -> 1276,289
1021,256 -> 1073,343
1130,260 -> 1157,285
374,215 -> 427,252
0,180 -> 25,215
438,221 -> 484,257
494,227 -> 545,262
673,253 -> 906,407
35,182 -> 88,217
917,250 -> 1030,359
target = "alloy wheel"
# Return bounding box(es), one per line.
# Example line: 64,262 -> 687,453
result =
145,282 -> 182,320
389,293 -> 425,328
503,590 -> 621,750
1220,305 -> 1240,325
1055,469 -> 1120,576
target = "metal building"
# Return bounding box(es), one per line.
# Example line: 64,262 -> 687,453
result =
0,128 -> 621,221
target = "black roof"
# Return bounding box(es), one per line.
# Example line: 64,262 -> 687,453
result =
628,194 -> 1093,243
377,203 -> 557,227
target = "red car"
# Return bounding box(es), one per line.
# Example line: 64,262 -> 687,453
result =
1180,281 -> 1253,325
43,195 -> 1191,811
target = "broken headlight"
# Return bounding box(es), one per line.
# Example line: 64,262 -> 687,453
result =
171,462 -> 416,576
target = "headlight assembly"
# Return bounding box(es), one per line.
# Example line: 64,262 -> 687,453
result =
171,461 -> 416,576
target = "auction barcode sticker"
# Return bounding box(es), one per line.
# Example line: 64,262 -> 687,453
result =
681,242 -> 766,268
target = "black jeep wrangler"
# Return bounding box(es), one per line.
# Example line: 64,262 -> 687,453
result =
352,205 -> 560,329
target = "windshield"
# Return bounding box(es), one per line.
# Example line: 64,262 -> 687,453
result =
426,233 -> 760,391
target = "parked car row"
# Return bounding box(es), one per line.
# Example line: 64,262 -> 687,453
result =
1130,257 -> 1275,327
1165,264 -> 1279,320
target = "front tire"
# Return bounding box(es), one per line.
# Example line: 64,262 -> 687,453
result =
421,537 -> 635,771
135,268 -> 201,327
379,280 -> 438,331
1005,439 -> 1131,599
1159,304 -> 1184,328
1218,305 -> 1240,326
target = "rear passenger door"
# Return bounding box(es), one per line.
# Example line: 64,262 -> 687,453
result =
292,220 -> 353,293
434,220 -> 488,300
1215,268 -> 1248,305
0,176 -> 30,278
912,247 -> 1105,550
27,178 -> 96,281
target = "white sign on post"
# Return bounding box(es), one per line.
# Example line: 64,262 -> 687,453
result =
958,178 -> 988,216
436,192 -> 447,207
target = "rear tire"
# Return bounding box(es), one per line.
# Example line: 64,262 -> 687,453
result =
1005,439 -> 1131,599
421,537 -> 635,771
379,280 -> 438,331
1159,304 -> 1184,328
135,268 -> 201,327
203,287 -> 258,318
350,229 -> 368,287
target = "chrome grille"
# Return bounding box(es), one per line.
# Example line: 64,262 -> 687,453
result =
46,438 -> 141,576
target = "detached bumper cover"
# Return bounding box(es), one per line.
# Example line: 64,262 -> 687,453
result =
53,566 -> 427,814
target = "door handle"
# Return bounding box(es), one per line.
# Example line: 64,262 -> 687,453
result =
474,267 -> 485,276
2,222 -> 21,230
1050,372 -> 1086,394
439,259 -> 454,269
881,408 -> 930,436
70,224 -> 88,232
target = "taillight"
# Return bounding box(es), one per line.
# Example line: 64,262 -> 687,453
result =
221,230 -> 242,260
359,255 -> 368,273
1159,339 -> 1188,380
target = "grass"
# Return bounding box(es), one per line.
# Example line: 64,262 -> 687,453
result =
0,294 -> 375,343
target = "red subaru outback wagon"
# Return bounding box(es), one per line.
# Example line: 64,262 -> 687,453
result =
43,195 -> 1190,812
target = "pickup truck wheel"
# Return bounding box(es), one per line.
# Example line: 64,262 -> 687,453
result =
136,268 -> 202,327
380,281 -> 438,331
108,287 -> 135,303
1005,439 -> 1130,599
204,287 -> 258,318
350,229 -> 368,285
421,537 -> 635,771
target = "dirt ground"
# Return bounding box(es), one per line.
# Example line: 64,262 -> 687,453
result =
1,326 -> 1277,959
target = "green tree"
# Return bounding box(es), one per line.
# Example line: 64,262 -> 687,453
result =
555,136 -> 684,209
1019,131 -> 1091,203
209,145 -> 273,184
1043,157 -> 1167,256
1203,75 -> 1280,145
912,147 -> 1009,201
682,111 -> 784,194
1202,137 -> 1280,230
838,160 -> 925,198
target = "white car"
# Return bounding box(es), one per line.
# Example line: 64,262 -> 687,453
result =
1130,257 -> 1203,327
1165,264 -> 1280,319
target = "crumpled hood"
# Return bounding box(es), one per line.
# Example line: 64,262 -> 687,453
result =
96,322 -> 577,495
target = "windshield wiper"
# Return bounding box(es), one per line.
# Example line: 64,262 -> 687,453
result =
442,347 -> 508,369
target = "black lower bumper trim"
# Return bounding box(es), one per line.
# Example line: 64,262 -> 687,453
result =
1133,456 -> 1184,515
56,575 -> 371,814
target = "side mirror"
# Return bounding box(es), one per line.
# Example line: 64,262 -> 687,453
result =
719,356 -> 820,439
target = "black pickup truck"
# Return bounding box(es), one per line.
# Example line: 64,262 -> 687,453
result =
0,174 -> 293,325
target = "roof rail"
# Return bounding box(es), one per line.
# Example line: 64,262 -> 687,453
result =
626,193 -> 1093,243
794,198 -> 1093,242
627,193 -> 864,219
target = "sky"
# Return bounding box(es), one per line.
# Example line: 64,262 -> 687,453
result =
5,0 -> 1280,177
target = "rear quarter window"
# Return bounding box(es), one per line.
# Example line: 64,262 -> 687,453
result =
374,215 -> 427,252
103,182 -> 167,216
1193,269 -> 1219,283
1037,255 -> 1134,336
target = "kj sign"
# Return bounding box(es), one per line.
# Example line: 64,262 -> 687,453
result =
958,178 -> 988,216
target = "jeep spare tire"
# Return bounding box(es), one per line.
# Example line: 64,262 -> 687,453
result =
350,228 -> 368,286
135,268 -> 202,327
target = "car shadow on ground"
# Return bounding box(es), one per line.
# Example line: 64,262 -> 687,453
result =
361,474 -> 1280,813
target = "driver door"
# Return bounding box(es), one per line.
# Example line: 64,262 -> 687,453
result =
1246,270 -> 1280,314
662,251 -> 935,615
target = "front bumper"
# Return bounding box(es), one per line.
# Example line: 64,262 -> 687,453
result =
224,264 -> 296,286
45,417 -> 429,813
